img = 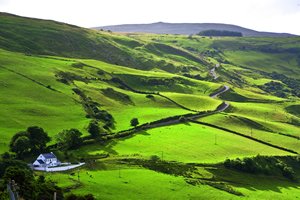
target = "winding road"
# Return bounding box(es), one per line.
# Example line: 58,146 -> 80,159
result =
137,67 -> 230,129
209,67 -> 230,112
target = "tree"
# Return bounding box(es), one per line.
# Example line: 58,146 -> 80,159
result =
12,136 -> 30,157
150,155 -> 160,162
87,121 -> 100,138
9,131 -> 29,151
55,129 -> 83,150
130,118 -> 139,127
1,152 -> 10,159
2,166 -> 31,185
27,126 -> 51,152
37,174 -> 45,183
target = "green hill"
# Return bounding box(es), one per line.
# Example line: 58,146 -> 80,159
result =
1,13 -> 300,200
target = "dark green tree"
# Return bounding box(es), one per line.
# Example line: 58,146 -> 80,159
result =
130,118 -> 139,127
2,166 -> 31,185
87,121 -> 101,138
55,128 -> 83,150
37,174 -> 45,183
9,131 -> 29,151
11,136 -> 30,157
27,126 -> 51,152
1,152 -> 10,159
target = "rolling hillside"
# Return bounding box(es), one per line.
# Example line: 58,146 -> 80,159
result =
92,22 -> 298,37
1,12 -> 300,200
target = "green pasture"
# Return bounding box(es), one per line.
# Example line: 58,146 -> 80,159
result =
49,165 -> 236,200
113,73 -> 221,95
205,162 -> 300,200
46,158 -> 300,200
161,93 -> 222,111
245,77 -> 282,86
75,81 -> 193,131
70,123 -> 291,164
224,51 -> 300,79
0,52 -> 91,152
200,100 -> 300,153
218,87 -> 287,102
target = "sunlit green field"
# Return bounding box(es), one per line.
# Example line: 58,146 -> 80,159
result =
49,166 -> 237,200
70,123 -> 291,164
161,93 -> 222,111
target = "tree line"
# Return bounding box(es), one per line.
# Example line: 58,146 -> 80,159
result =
197,29 -> 243,37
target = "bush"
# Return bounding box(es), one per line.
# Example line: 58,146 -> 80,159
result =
179,116 -> 186,122
1,152 -> 10,159
150,155 -> 160,162
224,159 -> 231,168
146,94 -> 154,98
283,166 -> 294,179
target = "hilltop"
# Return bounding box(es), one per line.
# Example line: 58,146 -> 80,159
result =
92,22 -> 298,37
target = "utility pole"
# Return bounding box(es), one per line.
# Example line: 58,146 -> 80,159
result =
162,151 -> 163,162
251,127 -> 252,137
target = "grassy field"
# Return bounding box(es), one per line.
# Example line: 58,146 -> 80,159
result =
46,157 -> 300,200
69,123 -> 291,164
161,93 -> 222,111
48,164 -> 238,200
1,13 -> 300,200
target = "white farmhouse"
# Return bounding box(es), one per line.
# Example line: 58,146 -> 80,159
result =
33,152 -> 61,168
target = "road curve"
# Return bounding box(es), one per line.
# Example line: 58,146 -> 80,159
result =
209,66 -> 230,112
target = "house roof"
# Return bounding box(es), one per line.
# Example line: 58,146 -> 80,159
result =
37,159 -> 45,164
42,153 -> 56,159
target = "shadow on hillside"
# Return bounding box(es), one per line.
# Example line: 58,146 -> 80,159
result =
118,130 -> 150,142
205,167 -> 300,195
101,140 -> 119,155
109,118 -> 117,130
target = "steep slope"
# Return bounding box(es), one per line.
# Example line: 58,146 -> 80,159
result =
92,22 -> 298,37
0,13 -> 210,76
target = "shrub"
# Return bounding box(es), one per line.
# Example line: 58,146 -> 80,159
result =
150,155 -> 160,162
179,116 -> 186,122
224,159 -> 231,168
146,94 -> 154,98
283,166 -> 294,180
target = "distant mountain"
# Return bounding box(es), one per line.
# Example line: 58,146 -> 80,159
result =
92,22 -> 297,37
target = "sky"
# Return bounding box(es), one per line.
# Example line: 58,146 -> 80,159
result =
1,0 -> 300,35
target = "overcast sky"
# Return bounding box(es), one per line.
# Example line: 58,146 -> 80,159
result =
1,0 -> 300,35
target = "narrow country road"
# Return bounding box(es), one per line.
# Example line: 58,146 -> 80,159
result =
140,68 -> 230,128
209,66 -> 230,112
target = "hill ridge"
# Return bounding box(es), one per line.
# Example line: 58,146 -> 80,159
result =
92,22 -> 297,37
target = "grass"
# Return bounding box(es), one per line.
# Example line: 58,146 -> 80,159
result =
224,51 -> 300,79
1,13 -> 300,200
48,164 -> 236,200
200,101 -> 300,153
46,156 -> 300,200
70,123 -> 291,164
161,93 -> 222,111
0,50 -> 90,151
